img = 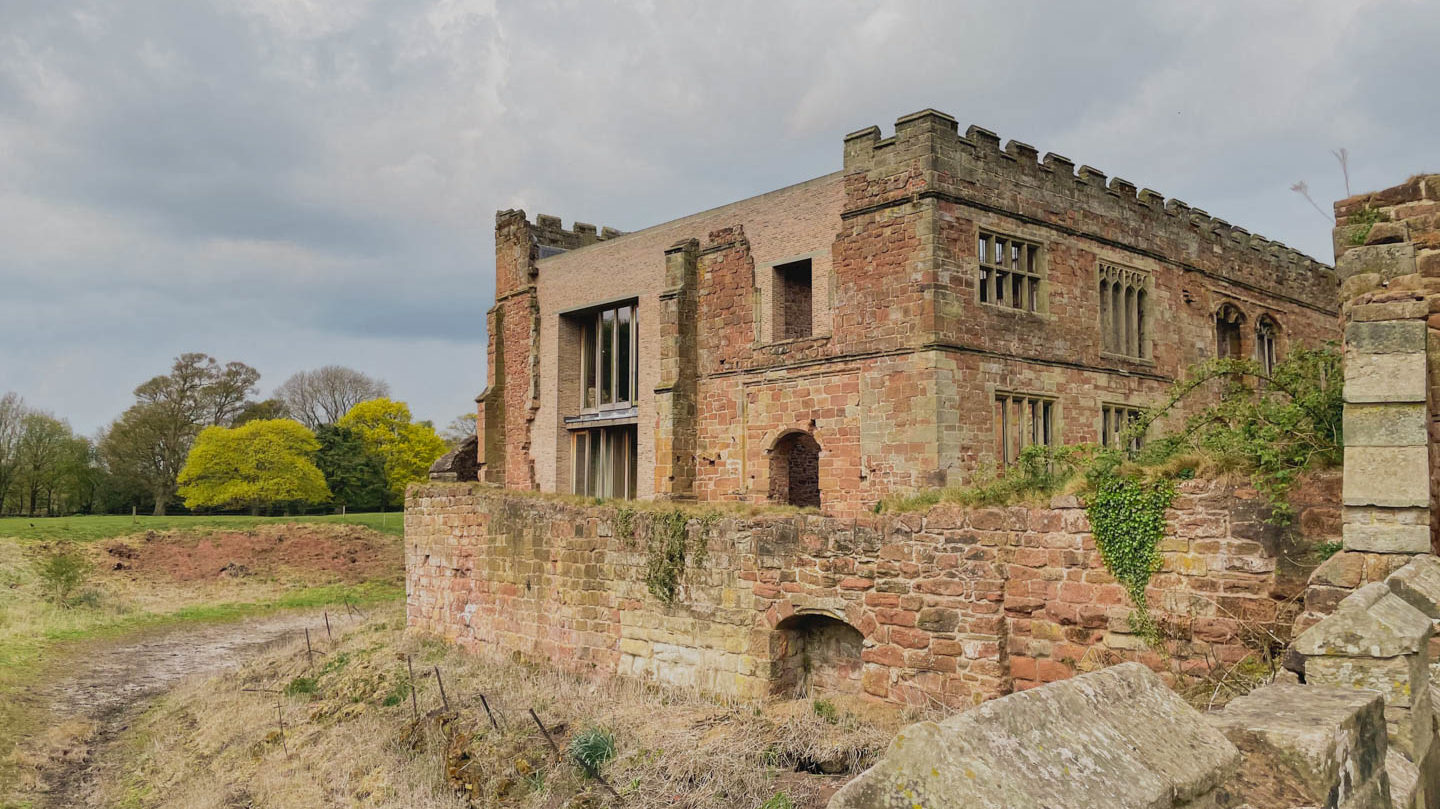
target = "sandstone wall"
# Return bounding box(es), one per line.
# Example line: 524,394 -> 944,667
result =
407,476 -> 1336,706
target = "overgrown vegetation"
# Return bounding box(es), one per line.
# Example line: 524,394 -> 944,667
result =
879,347 -> 1343,640
1086,475 -> 1175,640
642,510 -> 714,604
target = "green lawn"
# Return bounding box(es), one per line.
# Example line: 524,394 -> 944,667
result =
0,511 -> 405,542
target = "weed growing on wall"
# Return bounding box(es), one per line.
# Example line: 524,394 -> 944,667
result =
1348,204 -> 1388,245
644,511 -> 692,604
614,505 -> 636,547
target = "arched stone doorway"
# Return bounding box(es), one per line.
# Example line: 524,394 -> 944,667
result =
772,613 -> 864,698
768,431 -> 821,508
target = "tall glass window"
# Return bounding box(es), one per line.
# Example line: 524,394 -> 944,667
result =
576,302 -> 637,412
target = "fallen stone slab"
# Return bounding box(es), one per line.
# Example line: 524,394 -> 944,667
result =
827,662 -> 1239,809
1208,682 -> 1391,809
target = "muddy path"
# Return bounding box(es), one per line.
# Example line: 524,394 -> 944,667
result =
24,611 -> 326,808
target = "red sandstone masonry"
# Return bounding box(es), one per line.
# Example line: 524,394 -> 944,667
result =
407,474 -> 1338,706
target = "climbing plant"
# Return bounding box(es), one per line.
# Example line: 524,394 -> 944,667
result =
1086,473 -> 1175,641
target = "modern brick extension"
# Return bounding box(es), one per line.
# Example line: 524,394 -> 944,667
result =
475,108 -> 1338,517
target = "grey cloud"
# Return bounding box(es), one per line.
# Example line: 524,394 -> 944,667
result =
1,0 -> 1437,434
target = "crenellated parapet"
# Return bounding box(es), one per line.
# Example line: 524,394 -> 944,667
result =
842,109 -> 1335,309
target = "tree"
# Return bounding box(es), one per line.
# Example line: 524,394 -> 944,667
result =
314,425 -> 388,511
275,366 -> 390,430
336,398 -> 446,501
134,353 -> 261,428
13,412 -> 74,516
178,419 -> 331,513
0,393 -> 26,512
233,399 -> 288,426
440,412 -> 478,449
99,353 -> 261,515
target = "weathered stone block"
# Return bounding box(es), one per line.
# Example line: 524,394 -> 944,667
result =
1337,242 -> 1417,282
1389,555 -> 1440,619
1343,352 -> 1427,403
1345,523 -> 1432,554
1350,299 -> 1432,321
1208,683 -> 1390,809
1343,446 -> 1430,508
1295,582 -> 1430,658
828,663 -> 1238,809
1347,320 -> 1428,354
1343,403 -> 1428,447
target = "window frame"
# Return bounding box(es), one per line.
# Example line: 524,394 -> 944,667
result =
1100,403 -> 1145,453
573,300 -> 639,415
993,391 -> 1057,466
571,425 -> 637,500
978,230 -> 1045,313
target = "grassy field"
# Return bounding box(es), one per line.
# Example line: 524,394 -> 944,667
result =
0,511 -> 405,541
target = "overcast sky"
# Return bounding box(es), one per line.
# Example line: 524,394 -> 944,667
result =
2,0 -> 1437,435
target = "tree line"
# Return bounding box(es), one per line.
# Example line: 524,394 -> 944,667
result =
0,354 -> 475,517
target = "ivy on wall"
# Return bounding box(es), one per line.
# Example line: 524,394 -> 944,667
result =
1085,473 -> 1175,639
641,510 -> 713,604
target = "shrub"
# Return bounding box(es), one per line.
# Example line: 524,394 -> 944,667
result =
568,725 -> 617,776
284,676 -> 319,697
38,547 -> 90,607
811,699 -> 839,725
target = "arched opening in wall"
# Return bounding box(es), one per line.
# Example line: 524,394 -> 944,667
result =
1215,303 -> 1246,359
768,431 -> 821,508
1255,315 -> 1280,374
772,614 -> 864,698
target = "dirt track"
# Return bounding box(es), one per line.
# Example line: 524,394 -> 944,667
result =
28,611 -> 326,808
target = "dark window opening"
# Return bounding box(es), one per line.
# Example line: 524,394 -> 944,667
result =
571,425 -> 636,499
772,614 -> 864,698
1216,304 -> 1245,359
769,432 -> 821,508
1101,404 -> 1145,453
774,259 -> 814,340
995,392 -> 1055,465
1256,317 -> 1279,374
978,231 -> 1043,311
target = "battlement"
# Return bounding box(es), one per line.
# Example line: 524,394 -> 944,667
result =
495,208 -> 624,253
843,109 -> 1332,289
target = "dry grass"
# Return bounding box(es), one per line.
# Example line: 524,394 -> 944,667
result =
0,525 -> 403,802
104,606 -> 899,809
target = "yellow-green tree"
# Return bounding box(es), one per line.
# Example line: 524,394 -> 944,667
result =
336,398 -> 446,502
178,419 -> 331,512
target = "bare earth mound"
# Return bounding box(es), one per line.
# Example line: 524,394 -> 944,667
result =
102,524 -> 400,583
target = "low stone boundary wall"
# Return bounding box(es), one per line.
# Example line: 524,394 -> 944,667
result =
406,475 -> 1336,706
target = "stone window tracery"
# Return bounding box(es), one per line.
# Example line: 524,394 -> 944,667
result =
1255,316 -> 1279,374
1101,403 -> 1145,453
1098,262 -> 1151,360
